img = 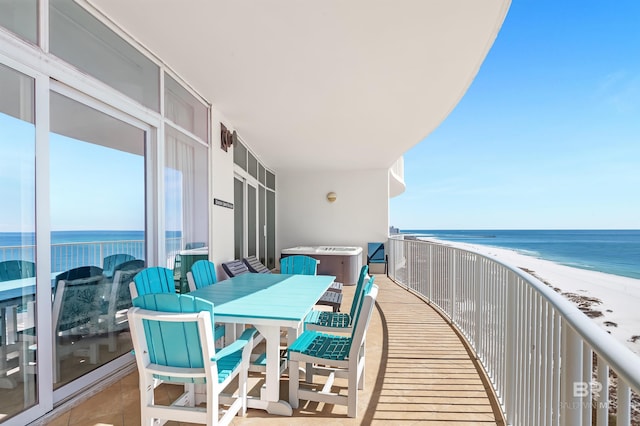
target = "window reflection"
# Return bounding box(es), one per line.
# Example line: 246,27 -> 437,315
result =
50,92 -> 145,387
0,64 -> 37,419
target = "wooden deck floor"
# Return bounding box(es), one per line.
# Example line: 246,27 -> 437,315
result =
45,275 -> 505,425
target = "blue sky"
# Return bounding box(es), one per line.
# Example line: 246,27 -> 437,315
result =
390,1 -> 640,230
49,134 -> 145,231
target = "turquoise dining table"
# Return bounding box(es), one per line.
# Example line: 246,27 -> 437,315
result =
189,272 -> 336,416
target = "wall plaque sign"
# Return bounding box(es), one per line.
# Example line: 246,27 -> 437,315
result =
214,198 -> 234,209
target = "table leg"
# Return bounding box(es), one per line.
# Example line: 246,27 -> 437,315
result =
251,324 -> 293,416
223,323 -> 236,345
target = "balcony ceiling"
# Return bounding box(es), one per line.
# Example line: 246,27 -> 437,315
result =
87,0 -> 509,171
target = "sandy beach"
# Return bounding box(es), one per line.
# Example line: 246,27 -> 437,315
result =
427,238 -> 640,357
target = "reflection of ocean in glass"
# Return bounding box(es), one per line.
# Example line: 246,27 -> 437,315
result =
401,229 -> 640,280
0,231 -> 182,272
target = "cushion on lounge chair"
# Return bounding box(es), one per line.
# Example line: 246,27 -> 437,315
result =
242,256 -> 271,274
221,259 -> 249,278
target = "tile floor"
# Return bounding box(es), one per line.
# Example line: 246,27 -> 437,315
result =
41,275 -> 505,425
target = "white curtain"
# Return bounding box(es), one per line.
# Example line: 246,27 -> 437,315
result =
165,127 -> 195,249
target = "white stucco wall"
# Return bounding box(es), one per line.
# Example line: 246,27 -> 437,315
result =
209,109 -> 236,276
276,169 -> 390,266
209,123 -> 392,275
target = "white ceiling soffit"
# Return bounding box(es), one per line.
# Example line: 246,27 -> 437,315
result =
87,0 -> 510,171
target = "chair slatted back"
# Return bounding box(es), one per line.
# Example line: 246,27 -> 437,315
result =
348,265 -> 369,321
110,261 -> 145,315
221,259 -> 249,278
351,276 -> 376,339
0,260 -> 36,281
243,256 -> 271,274
131,267 -> 175,299
103,253 -> 135,278
349,283 -> 378,357
55,265 -> 103,287
130,293 -> 215,383
113,259 -> 145,275
280,255 -> 318,275
189,260 -> 217,290
53,275 -> 105,334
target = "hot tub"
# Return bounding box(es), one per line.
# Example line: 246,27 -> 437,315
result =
280,246 -> 363,285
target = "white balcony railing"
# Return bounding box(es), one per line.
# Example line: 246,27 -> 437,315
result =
0,237 -> 183,273
388,235 -> 640,426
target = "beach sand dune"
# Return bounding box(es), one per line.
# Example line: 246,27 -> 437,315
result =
431,239 -> 640,356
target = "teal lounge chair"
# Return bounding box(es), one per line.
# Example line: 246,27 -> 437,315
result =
242,256 -> 271,274
221,259 -> 249,278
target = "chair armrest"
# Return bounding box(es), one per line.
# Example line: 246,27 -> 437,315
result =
211,327 -> 257,361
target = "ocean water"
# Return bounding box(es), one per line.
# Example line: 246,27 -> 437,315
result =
401,229 -> 640,280
0,230 -> 181,272
0,230 -> 185,246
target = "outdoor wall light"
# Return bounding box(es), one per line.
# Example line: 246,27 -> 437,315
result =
326,192 -> 337,203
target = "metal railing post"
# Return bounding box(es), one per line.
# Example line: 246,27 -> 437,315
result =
617,379 -> 631,426
505,270 -> 517,425
596,359 -> 609,426
450,249 -> 456,323
561,324 -> 583,426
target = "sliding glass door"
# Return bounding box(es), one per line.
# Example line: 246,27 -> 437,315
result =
0,62 -> 37,420
49,90 -> 146,388
233,140 -> 276,267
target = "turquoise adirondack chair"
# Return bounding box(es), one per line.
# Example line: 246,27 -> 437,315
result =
305,265 -> 370,333
280,255 -> 342,312
130,267 -> 175,299
280,255 -> 318,275
288,282 -> 379,418
187,259 -> 218,292
128,293 -> 256,426
131,266 -> 223,342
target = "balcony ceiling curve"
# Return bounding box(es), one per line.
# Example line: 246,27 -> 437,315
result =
87,0 -> 510,171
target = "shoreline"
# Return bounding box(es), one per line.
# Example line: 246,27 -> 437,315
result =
423,237 -> 640,356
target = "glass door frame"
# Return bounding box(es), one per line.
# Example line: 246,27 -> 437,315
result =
44,81 -> 156,405
47,81 -> 154,405
233,171 -> 260,260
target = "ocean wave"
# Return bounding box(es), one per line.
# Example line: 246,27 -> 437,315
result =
514,248 -> 540,257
